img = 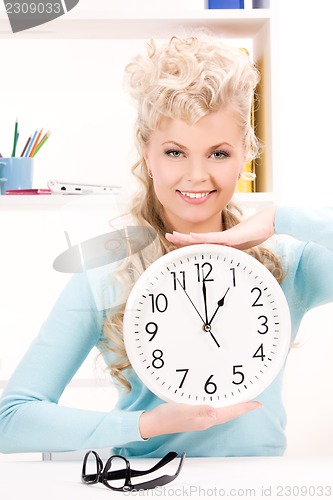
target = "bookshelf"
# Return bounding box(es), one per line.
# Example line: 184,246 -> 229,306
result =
0,8 -> 272,40
0,1 -> 276,204
0,9 -> 270,39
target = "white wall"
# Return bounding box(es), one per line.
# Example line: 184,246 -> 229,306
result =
1,0 -> 333,458
274,0 -> 333,456
275,0 -> 333,205
0,38 -> 145,189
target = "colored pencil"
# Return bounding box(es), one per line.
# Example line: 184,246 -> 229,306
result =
29,128 -> 43,157
24,130 -> 38,157
32,131 -> 50,157
20,136 -> 31,157
11,118 -> 19,157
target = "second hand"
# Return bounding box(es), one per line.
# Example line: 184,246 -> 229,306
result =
177,278 -> 205,324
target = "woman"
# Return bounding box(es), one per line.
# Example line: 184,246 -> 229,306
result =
0,34 -> 332,457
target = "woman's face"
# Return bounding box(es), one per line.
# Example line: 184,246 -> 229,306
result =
144,108 -> 246,233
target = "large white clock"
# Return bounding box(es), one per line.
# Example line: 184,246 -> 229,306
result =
123,244 -> 291,407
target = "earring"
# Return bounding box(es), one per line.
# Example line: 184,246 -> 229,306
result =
239,172 -> 256,181
147,169 -> 153,178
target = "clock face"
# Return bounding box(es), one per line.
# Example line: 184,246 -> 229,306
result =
123,244 -> 291,407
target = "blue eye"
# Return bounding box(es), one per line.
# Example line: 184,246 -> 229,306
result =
210,150 -> 230,159
165,149 -> 183,158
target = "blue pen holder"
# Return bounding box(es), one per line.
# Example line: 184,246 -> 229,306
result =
0,157 -> 34,195
208,0 -> 244,8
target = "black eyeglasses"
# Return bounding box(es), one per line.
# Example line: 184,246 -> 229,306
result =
81,450 -> 186,492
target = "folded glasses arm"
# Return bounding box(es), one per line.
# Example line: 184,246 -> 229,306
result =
129,452 -> 186,491
103,451 -> 179,480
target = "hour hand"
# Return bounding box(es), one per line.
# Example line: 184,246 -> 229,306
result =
208,287 -> 230,326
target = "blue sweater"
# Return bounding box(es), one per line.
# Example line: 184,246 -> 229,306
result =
1,206 -> 333,457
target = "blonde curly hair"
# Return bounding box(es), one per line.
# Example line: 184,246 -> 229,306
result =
103,34 -> 283,390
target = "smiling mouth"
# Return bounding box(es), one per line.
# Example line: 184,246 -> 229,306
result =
177,190 -> 215,199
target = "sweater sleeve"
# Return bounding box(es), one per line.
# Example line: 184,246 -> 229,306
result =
0,272 -> 144,454
275,206 -> 333,311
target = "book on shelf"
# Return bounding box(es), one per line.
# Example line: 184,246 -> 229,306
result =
236,159 -> 256,193
207,0 -> 245,8
5,189 -> 52,195
236,47 -> 256,194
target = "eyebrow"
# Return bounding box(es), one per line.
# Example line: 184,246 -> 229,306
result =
161,140 -> 234,151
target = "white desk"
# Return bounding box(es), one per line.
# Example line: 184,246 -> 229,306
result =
1,456 -> 332,499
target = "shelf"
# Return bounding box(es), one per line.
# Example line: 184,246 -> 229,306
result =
0,192 -> 273,211
0,9 -> 271,39
0,194 -> 123,210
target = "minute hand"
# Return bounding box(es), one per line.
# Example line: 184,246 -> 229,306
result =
202,279 -> 209,325
208,287 -> 230,326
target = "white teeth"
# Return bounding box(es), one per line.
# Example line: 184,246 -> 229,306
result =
180,191 -> 210,199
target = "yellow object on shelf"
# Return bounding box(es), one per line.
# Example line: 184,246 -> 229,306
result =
236,47 -> 256,194
237,160 -> 256,193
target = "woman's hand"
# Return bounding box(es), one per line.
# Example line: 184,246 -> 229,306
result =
165,206 -> 276,250
139,400 -> 262,439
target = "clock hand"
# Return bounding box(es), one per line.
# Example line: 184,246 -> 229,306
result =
202,279 -> 209,325
201,280 -> 221,347
209,330 -> 220,348
202,323 -> 220,348
177,278 -> 205,324
209,325 -> 221,347
177,279 -> 220,348
208,287 -> 230,326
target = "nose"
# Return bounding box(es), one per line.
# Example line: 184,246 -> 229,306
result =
185,157 -> 209,183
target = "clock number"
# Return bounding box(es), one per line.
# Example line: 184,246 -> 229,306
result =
195,262 -> 214,282
257,315 -> 269,334
152,349 -> 164,369
170,271 -> 186,290
176,368 -> 189,388
253,343 -> 266,361
232,365 -> 245,385
149,293 -> 168,313
230,268 -> 236,287
251,287 -> 263,307
145,322 -> 158,341
204,374 -> 217,394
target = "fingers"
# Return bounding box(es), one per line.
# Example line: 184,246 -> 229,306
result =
165,232 -> 196,246
166,231 -> 228,246
139,401 -> 263,439
215,401 -> 263,424
166,229 -> 243,248
186,401 -> 263,431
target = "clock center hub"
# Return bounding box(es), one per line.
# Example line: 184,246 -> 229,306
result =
203,324 -> 211,333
